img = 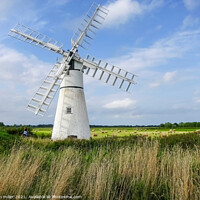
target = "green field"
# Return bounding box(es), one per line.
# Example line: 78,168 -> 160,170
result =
32,127 -> 200,139
1,127 -> 200,199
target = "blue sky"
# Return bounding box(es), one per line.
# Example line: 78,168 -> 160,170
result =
0,0 -> 200,125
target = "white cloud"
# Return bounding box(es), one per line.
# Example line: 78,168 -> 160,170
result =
114,113 -> 142,119
172,102 -> 199,112
0,45 -> 51,88
182,15 -> 199,29
103,98 -> 136,109
0,44 -> 56,124
104,0 -> 141,27
0,0 -> 21,21
194,88 -> 200,96
86,93 -> 140,125
103,0 -> 163,27
149,82 -> 160,88
163,71 -> 177,83
0,0 -> 49,32
106,29 -> 200,72
0,44 -> 53,106
149,71 -> 177,88
194,98 -> 200,103
183,0 -> 200,10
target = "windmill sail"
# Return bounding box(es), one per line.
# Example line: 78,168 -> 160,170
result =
8,23 -> 67,55
27,62 -> 65,115
79,56 -> 136,92
71,3 -> 108,50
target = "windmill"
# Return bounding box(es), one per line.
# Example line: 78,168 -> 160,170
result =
8,3 -> 136,140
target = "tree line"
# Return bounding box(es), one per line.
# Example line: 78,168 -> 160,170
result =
1,121 -> 200,128
160,122 -> 200,128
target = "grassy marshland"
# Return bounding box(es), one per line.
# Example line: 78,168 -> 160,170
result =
0,128 -> 200,200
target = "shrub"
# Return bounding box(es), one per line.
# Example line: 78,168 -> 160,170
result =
6,126 -> 33,136
159,132 -> 200,148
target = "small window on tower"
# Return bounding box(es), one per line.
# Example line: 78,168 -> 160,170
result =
66,107 -> 72,114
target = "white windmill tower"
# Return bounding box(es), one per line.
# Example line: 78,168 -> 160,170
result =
8,3 -> 136,140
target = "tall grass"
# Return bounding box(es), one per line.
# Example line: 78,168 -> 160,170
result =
0,146 -> 44,196
0,138 -> 200,199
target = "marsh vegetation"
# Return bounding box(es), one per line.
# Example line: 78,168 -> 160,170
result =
0,127 -> 200,199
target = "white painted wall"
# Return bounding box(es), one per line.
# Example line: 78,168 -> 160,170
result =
51,68 -> 90,140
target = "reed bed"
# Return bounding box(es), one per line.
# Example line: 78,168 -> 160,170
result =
0,138 -> 200,200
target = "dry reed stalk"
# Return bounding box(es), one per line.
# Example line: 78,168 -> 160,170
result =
160,147 -> 196,200
0,147 -> 44,196
80,151 -> 114,200
116,141 -> 159,199
38,148 -> 81,199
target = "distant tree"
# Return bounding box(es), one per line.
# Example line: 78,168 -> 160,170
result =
179,122 -> 184,127
161,122 -> 200,128
160,123 -> 165,128
192,122 -> 197,127
172,123 -> 179,128
174,123 -> 179,126
184,122 -> 191,127
0,122 -> 4,127
164,122 -> 172,128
